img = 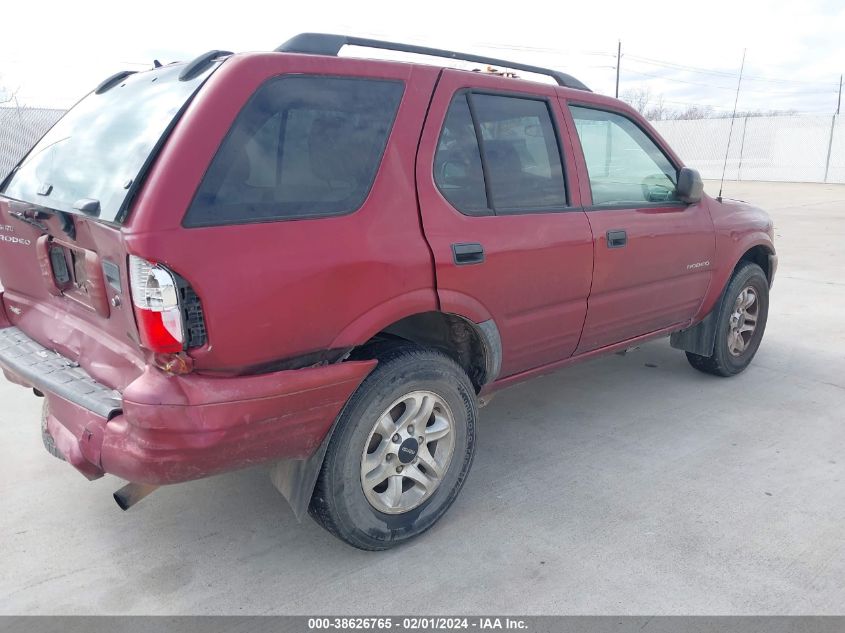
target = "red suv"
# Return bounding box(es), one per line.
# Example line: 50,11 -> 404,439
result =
0,34 -> 776,549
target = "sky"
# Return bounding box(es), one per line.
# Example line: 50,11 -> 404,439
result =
1,0 -> 843,115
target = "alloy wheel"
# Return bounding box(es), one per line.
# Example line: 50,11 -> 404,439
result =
360,391 -> 456,514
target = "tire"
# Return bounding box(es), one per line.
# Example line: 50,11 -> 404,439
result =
686,262 -> 769,377
309,343 -> 477,550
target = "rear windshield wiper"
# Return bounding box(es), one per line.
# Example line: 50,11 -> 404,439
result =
9,205 -> 77,240
10,209 -> 49,233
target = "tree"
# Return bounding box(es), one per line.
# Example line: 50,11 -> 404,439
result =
0,74 -> 20,106
620,87 -> 668,121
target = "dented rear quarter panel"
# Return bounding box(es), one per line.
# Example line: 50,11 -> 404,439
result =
124,53 -> 441,375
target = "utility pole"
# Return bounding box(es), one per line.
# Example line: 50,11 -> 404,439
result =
837,74 -> 842,115
615,40 -> 621,98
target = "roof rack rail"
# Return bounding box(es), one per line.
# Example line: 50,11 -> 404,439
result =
275,33 -> 591,92
179,50 -> 233,82
95,70 -> 137,95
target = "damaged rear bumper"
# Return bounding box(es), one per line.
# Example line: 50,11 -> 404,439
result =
0,325 -> 375,484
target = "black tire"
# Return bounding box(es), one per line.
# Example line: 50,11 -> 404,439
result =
686,262 -> 769,377
309,343 -> 477,550
41,401 -> 65,461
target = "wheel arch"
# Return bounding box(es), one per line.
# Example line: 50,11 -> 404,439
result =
352,311 -> 502,393
671,243 -> 773,357
737,243 -> 776,286
271,310 -> 501,520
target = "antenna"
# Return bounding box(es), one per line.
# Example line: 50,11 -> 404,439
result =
717,49 -> 746,202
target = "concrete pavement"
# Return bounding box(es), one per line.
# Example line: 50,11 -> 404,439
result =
1,181 -> 844,614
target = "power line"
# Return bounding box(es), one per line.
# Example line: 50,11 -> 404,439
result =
468,43 -> 840,89
625,53 -> 840,87
623,66 -> 839,95
475,42 -> 615,58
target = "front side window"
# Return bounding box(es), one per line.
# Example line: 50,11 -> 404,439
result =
569,106 -> 679,206
434,91 -> 567,216
184,76 -> 404,227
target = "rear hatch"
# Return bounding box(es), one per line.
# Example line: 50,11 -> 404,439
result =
0,61 -> 219,391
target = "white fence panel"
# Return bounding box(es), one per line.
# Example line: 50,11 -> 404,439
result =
827,115 -> 845,183
0,107 -> 65,181
652,114 -> 844,184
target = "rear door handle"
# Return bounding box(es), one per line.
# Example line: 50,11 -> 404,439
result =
606,230 -> 627,248
452,242 -> 485,265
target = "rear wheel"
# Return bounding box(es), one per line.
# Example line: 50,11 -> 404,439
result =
309,343 -> 477,550
686,262 -> 769,377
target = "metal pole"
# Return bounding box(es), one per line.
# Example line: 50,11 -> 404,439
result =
837,74 -> 842,115
737,116 -> 749,181
615,41 -> 621,98
824,114 -> 836,183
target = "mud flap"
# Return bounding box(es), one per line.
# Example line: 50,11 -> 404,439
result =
269,436 -> 332,522
670,290 -> 727,357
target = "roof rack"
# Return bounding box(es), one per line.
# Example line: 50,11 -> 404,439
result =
275,33 -> 591,92
95,70 -> 137,95
179,49 -> 233,82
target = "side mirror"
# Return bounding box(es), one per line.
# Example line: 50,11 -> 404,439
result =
676,167 -> 703,204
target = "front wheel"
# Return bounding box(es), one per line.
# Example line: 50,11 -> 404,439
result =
686,261 -> 769,377
309,343 -> 477,550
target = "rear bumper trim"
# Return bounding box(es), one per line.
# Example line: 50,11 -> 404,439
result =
0,327 -> 122,419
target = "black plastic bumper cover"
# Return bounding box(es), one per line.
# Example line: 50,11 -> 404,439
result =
0,327 -> 122,419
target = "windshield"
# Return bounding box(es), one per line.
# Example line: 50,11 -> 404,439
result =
1,61 -> 217,224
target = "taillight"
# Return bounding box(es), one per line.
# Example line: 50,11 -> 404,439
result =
129,255 -> 184,354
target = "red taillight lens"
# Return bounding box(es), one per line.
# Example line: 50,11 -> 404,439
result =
129,255 -> 184,354
135,309 -> 183,353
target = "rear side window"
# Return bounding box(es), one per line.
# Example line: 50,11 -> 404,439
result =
184,76 -> 404,227
569,106 -> 678,206
434,91 -> 567,216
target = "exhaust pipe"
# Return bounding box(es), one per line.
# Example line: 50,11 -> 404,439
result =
113,482 -> 159,511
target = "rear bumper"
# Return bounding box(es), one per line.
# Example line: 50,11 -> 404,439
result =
0,325 -> 375,484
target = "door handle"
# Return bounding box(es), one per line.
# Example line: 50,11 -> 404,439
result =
452,242 -> 485,265
606,230 -> 627,249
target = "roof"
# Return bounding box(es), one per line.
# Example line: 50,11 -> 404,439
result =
0,107 -> 66,182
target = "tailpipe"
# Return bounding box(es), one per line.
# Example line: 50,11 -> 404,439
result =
113,482 -> 159,511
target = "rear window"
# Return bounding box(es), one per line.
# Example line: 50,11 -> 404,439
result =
1,62 -> 216,224
183,76 -> 404,227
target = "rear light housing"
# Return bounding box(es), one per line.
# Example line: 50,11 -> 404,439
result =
129,256 -> 184,353
128,256 -> 206,356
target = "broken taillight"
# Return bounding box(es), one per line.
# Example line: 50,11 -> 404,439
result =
128,255 -> 185,354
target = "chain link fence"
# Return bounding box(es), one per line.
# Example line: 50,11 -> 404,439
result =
652,114 -> 844,184
0,107 -> 65,182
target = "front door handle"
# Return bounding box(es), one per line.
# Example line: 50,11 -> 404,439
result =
452,242 -> 485,265
606,230 -> 627,249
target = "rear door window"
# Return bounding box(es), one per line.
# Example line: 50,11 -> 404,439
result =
472,94 -> 567,213
184,76 -> 404,227
434,91 -> 567,216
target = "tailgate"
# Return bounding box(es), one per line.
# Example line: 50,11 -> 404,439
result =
0,198 -> 145,391
0,61 -> 223,392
